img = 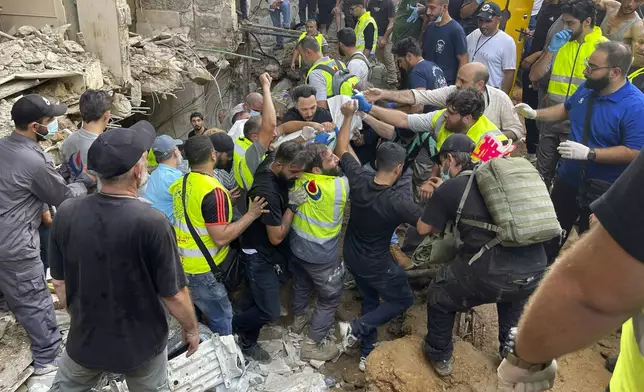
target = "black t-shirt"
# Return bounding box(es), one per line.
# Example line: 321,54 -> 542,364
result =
282,107 -> 333,124
421,174 -> 546,274
241,153 -> 290,256
202,186 -> 232,225
449,0 -> 482,35
49,194 -> 186,373
367,0 -> 395,37
528,3 -> 562,56
351,125 -> 380,166
364,24 -> 376,51
340,153 -> 421,274
592,151 -> 644,262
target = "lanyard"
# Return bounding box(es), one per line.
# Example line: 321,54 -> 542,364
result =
473,31 -> 499,58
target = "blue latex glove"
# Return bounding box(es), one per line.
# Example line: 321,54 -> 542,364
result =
406,5 -> 419,23
351,95 -> 373,113
548,29 -> 572,53
476,0 -> 484,4
314,133 -> 330,144
386,102 -> 396,109
333,126 -> 339,137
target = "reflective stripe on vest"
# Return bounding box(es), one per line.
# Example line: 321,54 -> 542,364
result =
232,136 -> 254,190
291,173 -> 348,245
306,58 -> 347,97
547,27 -> 607,103
431,110 -> 507,151
297,32 -> 324,67
609,312 -> 644,391
169,172 -> 231,274
355,11 -> 377,53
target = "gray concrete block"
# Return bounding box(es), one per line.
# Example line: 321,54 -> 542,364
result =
140,0 -> 192,12
139,9 -> 181,27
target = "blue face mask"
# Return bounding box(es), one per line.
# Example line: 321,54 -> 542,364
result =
45,118 -> 58,138
250,110 -> 260,117
440,160 -> 451,181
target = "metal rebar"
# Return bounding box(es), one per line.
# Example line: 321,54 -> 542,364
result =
195,47 -> 261,61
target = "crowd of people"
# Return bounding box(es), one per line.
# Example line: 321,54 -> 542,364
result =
1,0 -> 644,391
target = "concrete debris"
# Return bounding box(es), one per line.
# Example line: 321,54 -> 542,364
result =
308,360 -> 325,370
111,93 -> 133,118
262,372 -> 328,392
187,66 -> 214,85
258,358 -> 292,376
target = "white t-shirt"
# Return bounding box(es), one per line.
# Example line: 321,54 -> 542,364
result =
347,57 -> 370,85
466,29 -> 516,89
532,0 -> 544,16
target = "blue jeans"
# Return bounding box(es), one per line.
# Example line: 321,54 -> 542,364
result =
522,14 -> 539,56
269,1 -> 291,46
186,272 -> 233,335
232,252 -> 282,347
349,262 -> 413,357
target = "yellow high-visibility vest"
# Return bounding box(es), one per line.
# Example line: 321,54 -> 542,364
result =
291,173 -> 348,245
430,109 -> 507,151
355,11 -> 377,53
547,27 -> 607,103
305,58 -> 358,98
297,32 -> 324,68
232,136 -> 265,190
147,149 -> 158,169
610,313 -> 644,391
170,172 -> 231,274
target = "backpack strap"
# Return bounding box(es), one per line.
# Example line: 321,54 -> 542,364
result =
314,63 -> 338,76
349,52 -> 373,79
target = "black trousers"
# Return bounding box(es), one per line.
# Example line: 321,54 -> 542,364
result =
521,70 -> 540,154
424,258 -> 541,362
543,177 -> 590,264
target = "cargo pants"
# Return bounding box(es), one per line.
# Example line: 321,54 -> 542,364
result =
290,254 -> 344,342
0,258 -> 61,367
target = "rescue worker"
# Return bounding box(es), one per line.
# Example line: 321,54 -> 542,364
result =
334,101 -> 418,373
291,19 -> 329,71
416,134 -> 547,377
337,28 -> 372,85
347,0 -> 378,57
0,95 -> 95,375
298,37 -> 358,108
496,148 -> 644,392
362,62 -> 524,141
289,143 -> 348,361
232,73 -> 276,193
170,135 -> 268,336
515,41 -> 644,264
529,0 -> 608,188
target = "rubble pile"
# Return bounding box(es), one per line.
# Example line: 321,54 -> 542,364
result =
129,32 -> 215,96
0,24 -> 97,80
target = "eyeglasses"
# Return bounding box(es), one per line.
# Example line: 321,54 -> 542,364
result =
584,59 -> 612,72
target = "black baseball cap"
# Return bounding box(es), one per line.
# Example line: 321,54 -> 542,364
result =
88,120 -> 156,178
430,134 -> 476,163
209,133 -> 234,154
477,2 -> 502,20
11,95 -> 67,126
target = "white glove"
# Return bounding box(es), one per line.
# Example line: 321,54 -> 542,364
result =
557,141 -> 590,160
288,185 -> 308,211
497,359 -> 557,392
514,103 -> 537,120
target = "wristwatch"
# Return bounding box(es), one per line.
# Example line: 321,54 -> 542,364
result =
587,148 -> 597,161
502,328 -> 553,372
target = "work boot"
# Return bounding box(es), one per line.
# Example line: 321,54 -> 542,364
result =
358,356 -> 367,372
390,244 -> 414,270
291,313 -> 310,334
242,344 -> 271,364
431,357 -> 454,377
300,337 -> 340,361
339,321 -> 358,350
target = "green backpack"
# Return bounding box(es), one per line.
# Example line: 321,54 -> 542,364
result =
456,157 -> 562,264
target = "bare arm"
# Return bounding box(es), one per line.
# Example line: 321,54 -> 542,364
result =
501,69 -> 515,95
593,0 -> 620,11
458,53 -> 468,69
266,209 -> 296,245
534,104 -> 568,122
362,113 -> 395,139
334,111 -> 360,161
460,0 -> 480,19
380,89 -> 417,104
206,198 -> 266,248
277,121 -> 322,135
291,48 -> 299,67
368,105 -> 410,128
529,50 -> 555,82
52,279 -> 66,309
384,17 -> 394,40
162,287 -> 199,355
416,218 -> 440,236
515,222 -> 644,363
258,74 -> 277,149
594,146 -> 640,165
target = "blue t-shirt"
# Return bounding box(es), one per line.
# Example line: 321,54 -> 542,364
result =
409,60 -> 448,113
422,20 -> 467,85
144,163 -> 183,221
558,81 -> 644,185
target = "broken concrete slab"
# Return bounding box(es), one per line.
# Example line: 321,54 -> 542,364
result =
258,357 -> 292,376
262,372 -> 328,392
187,66 -> 213,85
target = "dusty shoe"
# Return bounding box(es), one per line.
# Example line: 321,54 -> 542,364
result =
431,358 -> 454,377
338,321 -> 358,350
242,344 -> 271,364
33,363 -> 58,376
291,313 -> 310,334
300,337 -> 340,361
358,356 -> 367,372
390,244 -> 414,270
